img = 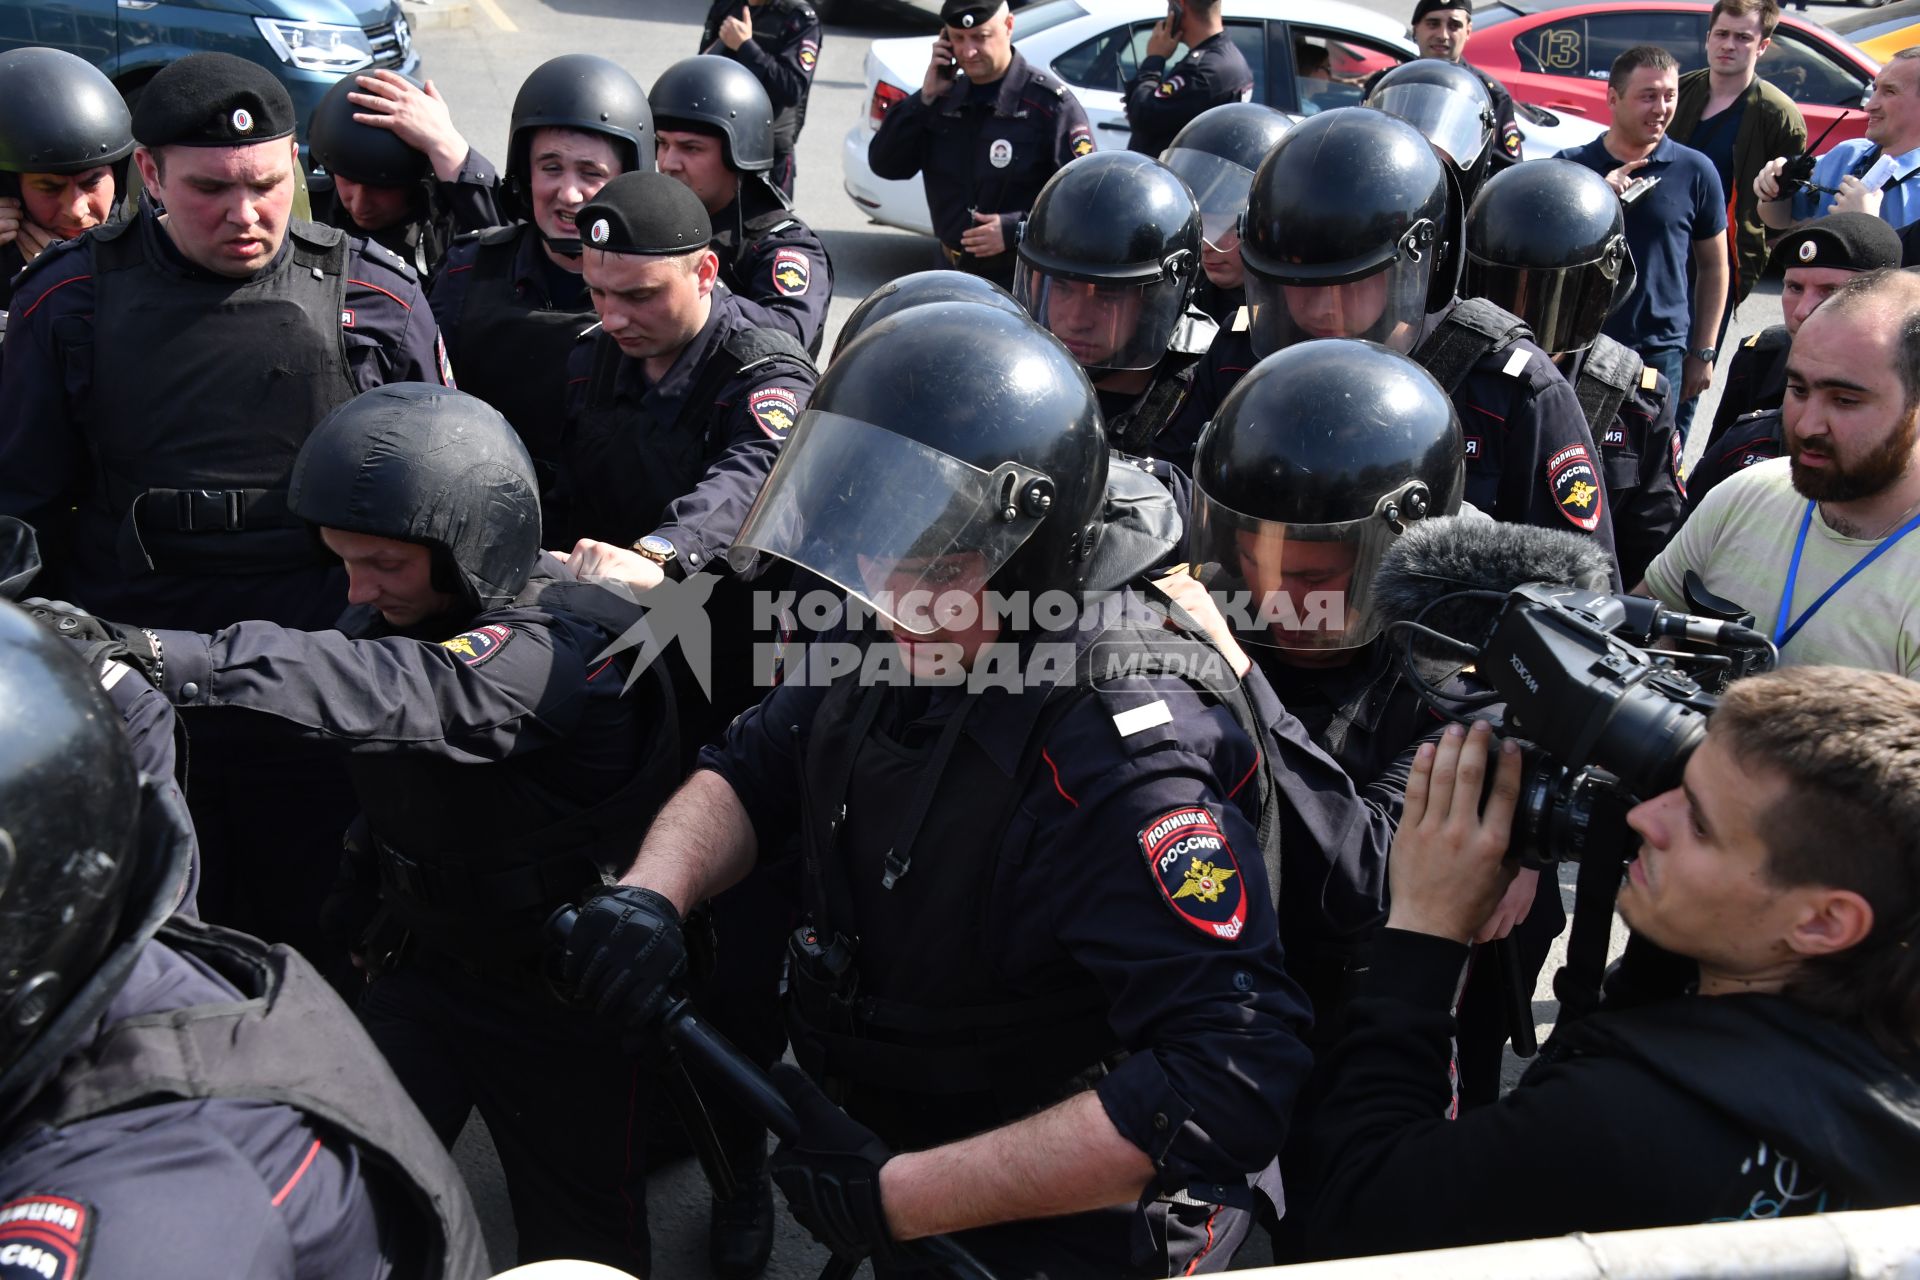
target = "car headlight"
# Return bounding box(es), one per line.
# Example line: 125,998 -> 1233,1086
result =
253,17 -> 376,74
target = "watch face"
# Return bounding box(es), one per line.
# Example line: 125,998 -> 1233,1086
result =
640,535 -> 676,561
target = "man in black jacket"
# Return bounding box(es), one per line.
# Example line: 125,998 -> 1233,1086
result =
1299,665 -> 1920,1257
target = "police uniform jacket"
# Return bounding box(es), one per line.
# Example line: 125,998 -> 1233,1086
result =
558,290 -> 816,561
1708,323 -> 1788,442
0,205 -> 448,634
1471,63 -> 1525,171
868,52 -> 1093,268
702,0 -> 822,160
0,239 -> 25,309
1124,31 -> 1255,160
1570,342 -> 1684,587
1687,407 -> 1783,516
712,183 -> 833,356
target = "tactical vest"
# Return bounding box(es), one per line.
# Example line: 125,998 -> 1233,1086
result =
1105,361 -> 1197,456
1412,297 -> 1533,394
786,590 -> 1281,1150
453,226 -> 599,484
566,323 -> 814,546
83,216 -> 356,578
8,918 -> 490,1280
1572,335 -> 1645,441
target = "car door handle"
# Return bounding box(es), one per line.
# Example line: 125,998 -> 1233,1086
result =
1097,120 -> 1131,130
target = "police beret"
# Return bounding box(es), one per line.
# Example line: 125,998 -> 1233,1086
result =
940,0 -> 1005,29
1411,0 -> 1471,22
1773,212 -> 1903,274
132,52 -> 296,148
576,170 -> 712,255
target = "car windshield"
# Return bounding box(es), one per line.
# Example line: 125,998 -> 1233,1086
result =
1013,0 -> 1090,40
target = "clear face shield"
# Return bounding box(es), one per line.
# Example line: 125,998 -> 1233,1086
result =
1466,233 -> 1631,355
1188,481 -> 1432,653
1243,219 -> 1437,358
728,411 -> 1055,635
1367,81 -> 1494,171
1162,148 -> 1256,253
1013,257 -> 1193,373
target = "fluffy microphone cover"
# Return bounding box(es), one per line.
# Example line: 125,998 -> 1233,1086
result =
1373,515 -> 1616,651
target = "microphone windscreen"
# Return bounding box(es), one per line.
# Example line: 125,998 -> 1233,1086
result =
1373,515 -> 1616,649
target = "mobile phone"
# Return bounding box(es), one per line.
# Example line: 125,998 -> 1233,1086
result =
935,36 -> 958,78
1167,0 -> 1184,26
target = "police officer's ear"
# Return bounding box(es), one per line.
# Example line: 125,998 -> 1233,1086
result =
691,246 -> 721,297
132,144 -> 165,198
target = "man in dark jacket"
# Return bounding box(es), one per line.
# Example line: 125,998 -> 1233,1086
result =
700,0 -> 821,197
1299,666 -> 1920,1257
1123,0 -> 1253,159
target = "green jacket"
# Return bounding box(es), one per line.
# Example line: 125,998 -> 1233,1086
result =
1671,69 -> 1807,305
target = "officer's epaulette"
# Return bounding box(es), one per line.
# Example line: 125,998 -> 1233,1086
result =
352,234 -> 419,283
6,227 -> 98,295
1640,365 -> 1660,392
1742,331 -> 1762,349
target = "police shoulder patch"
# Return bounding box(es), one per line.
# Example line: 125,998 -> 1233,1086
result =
770,248 -> 811,298
798,41 -> 818,71
441,623 -> 513,667
0,1195 -> 94,1279
749,386 -> 799,438
1155,75 -> 1185,98
1138,805 -> 1247,941
1547,443 -> 1604,532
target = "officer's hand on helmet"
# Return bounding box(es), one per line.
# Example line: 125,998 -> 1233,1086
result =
20,598 -> 163,687
1386,720 -> 1522,945
0,196 -> 21,248
556,538 -> 665,597
559,885 -> 689,1035
767,1064 -> 910,1265
349,72 -> 472,182
719,5 -> 753,50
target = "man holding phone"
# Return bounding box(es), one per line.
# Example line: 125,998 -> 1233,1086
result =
1124,0 -> 1254,158
869,0 -> 1094,288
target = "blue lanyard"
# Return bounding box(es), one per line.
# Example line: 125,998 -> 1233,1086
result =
1773,500 -> 1920,648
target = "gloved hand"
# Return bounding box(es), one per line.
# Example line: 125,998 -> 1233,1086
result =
767,1062 -> 906,1265
558,885 -> 688,1035
20,597 -> 163,686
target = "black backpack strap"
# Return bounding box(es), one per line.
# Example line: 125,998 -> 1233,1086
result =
1414,297 -> 1534,394
1575,335 -> 1642,437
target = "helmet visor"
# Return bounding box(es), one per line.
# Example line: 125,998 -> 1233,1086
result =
1014,262 -> 1191,372
1367,82 -> 1492,171
1188,484 -> 1421,651
1162,148 -> 1256,224
1243,251 -> 1430,358
1466,246 -> 1623,354
729,412 -> 1053,634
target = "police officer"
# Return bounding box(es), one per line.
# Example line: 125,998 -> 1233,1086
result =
428,54 -> 652,532
308,71 -> 503,280
558,302 -> 1310,1279
1365,58 -> 1499,209
0,48 -> 131,311
1169,109 -> 1620,573
831,268 -> 1026,357
25,384 -> 681,1272
1124,0 -> 1255,160
652,55 -> 834,357
1382,0 -> 1524,171
699,0 -> 821,198
1160,102 -> 1292,328
1465,159 -> 1683,585
0,601 -> 490,1280
1015,149 -> 1211,465
868,0 -> 1094,288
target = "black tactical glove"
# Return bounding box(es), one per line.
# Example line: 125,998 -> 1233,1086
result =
767,1063 -> 906,1266
20,597 -> 164,686
559,885 -> 689,1035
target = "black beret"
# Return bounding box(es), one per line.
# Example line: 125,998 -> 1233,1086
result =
1774,212 -> 1903,274
133,52 -> 296,148
577,171 -> 712,256
941,0 -> 1004,29
1411,0 -> 1472,23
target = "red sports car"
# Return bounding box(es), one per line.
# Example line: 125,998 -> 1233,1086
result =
1466,0 -> 1879,145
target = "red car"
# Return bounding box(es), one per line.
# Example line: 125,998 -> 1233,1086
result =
1466,0 -> 1878,145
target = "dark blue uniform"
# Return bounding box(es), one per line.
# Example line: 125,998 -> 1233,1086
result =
702,0 -> 822,197
1687,407 -> 1783,516
702,595 -> 1312,1278
868,51 -> 1093,287
1572,341 -> 1684,587
1124,31 -> 1254,160
310,145 -> 503,281
712,186 -> 834,357
1707,323 -> 1788,443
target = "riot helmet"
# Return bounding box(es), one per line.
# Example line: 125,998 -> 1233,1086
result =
1465,159 -> 1636,356
288,384 -> 542,612
0,601 -> 143,1079
1240,108 -> 1451,358
0,47 -> 133,208
650,56 -> 774,174
308,74 -> 431,188
503,55 -> 653,234
1364,60 -> 1495,174
1160,102 -> 1293,251
832,270 -> 1027,358
732,304 -> 1108,632
1014,151 -> 1201,373
1191,339 -> 1463,653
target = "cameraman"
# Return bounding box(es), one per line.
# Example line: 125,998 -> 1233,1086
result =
1298,666 -> 1920,1259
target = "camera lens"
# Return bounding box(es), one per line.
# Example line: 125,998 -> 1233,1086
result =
1592,682 -> 1709,798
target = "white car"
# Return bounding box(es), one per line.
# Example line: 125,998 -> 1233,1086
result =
841,0 -> 1604,236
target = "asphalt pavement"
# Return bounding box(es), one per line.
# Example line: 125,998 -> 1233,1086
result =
414,0 -> 1848,1271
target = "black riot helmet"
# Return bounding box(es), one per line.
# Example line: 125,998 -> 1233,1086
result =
1160,102 -> 1293,250
1364,60 -> 1495,175
0,47 -> 134,202
650,56 -> 774,174
1465,159 -> 1636,356
1240,108 -> 1453,358
0,601 -> 143,1079
504,55 -> 653,229
289,384 -> 542,613
1014,151 -> 1202,373
732,304 -> 1108,631
308,74 -> 431,188
832,270 -> 1027,360
1191,339 -> 1463,653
